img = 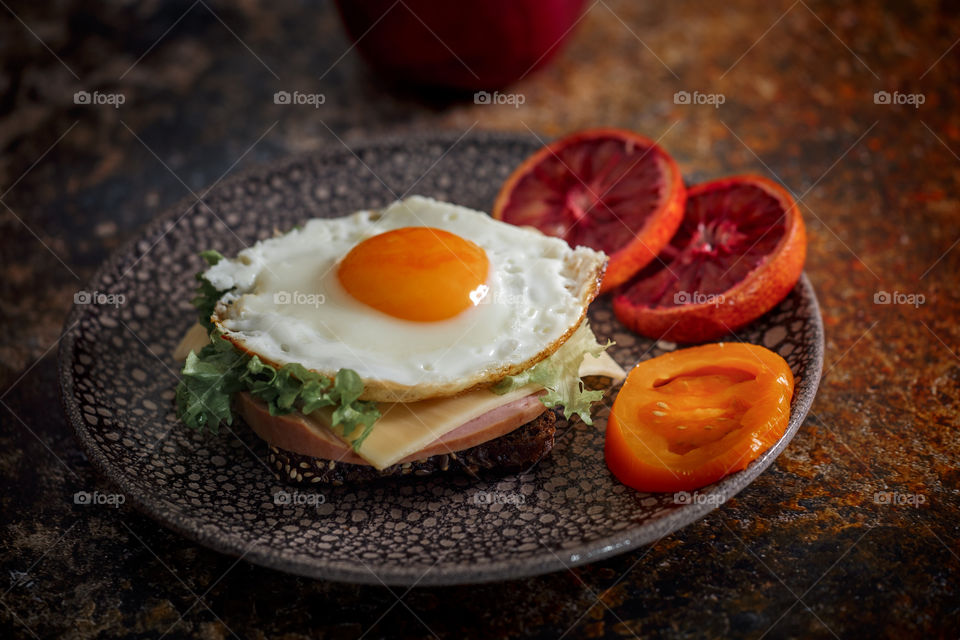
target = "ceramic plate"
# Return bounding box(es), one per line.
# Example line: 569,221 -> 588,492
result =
59,131 -> 824,585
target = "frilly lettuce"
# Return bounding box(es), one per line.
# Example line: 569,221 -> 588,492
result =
492,322 -> 611,425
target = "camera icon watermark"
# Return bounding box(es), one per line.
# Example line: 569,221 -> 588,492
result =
274,490 -> 325,505
73,490 -> 126,507
674,90 -> 725,108
873,290 -> 924,308
74,90 -> 126,108
873,90 -> 924,108
74,290 -> 126,308
473,90 -> 525,108
273,290 -> 325,307
274,90 -> 325,108
673,290 -> 727,306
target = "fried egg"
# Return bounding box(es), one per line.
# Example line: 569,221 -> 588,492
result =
205,196 -> 606,402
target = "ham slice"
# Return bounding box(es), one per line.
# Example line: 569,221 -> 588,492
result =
236,390 -> 548,467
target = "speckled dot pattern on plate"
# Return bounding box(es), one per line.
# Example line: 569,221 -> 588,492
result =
59,131 -> 824,586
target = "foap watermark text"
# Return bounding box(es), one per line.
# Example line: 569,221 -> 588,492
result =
74,490 -> 126,507
874,491 -> 926,507
674,491 -> 726,506
75,290 -> 126,307
275,490 -> 326,506
472,490 -> 525,506
874,90 -> 924,108
274,90 -> 325,108
474,90 -> 525,108
674,90 -> 725,108
469,284 -> 525,306
674,291 -> 728,306
74,90 -> 125,108
874,291 -> 924,308
273,291 -> 325,307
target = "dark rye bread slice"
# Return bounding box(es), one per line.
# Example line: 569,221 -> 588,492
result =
265,409 -> 558,486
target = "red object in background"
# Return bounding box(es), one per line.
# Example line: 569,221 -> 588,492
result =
334,0 -> 587,91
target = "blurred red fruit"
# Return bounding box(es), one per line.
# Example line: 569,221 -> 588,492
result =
334,0 -> 587,90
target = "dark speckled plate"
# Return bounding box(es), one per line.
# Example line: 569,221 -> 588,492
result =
59,131 -> 823,586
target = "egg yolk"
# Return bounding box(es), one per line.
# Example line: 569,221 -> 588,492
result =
336,227 -> 490,322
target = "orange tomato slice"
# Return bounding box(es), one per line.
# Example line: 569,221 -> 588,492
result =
604,342 -> 794,492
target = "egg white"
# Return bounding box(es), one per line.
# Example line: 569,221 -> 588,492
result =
204,196 -> 606,402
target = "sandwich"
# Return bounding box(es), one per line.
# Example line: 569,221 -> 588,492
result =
175,196 -> 625,485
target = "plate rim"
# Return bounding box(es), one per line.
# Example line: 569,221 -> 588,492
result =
58,129 -> 825,586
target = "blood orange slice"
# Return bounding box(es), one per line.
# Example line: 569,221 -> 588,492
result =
613,175 -> 806,343
492,129 -> 686,293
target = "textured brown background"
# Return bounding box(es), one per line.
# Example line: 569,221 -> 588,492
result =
1,0 -> 958,638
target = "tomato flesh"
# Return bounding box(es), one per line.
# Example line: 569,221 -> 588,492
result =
604,342 -> 794,493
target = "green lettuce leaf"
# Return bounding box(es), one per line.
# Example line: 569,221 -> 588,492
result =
175,334 -> 381,449
174,340 -> 245,432
492,322 -> 611,425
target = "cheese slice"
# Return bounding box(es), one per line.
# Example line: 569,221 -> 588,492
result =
311,383 -> 541,469
314,352 -> 627,469
174,322 -> 210,360
579,350 -> 627,381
